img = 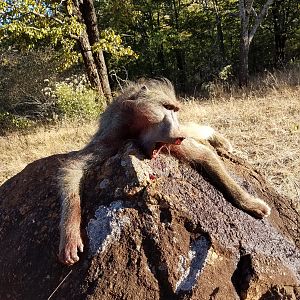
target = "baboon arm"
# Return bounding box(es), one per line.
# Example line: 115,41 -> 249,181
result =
181,123 -> 233,152
58,154 -> 91,265
172,138 -> 270,218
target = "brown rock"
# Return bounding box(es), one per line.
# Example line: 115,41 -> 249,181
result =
0,143 -> 299,300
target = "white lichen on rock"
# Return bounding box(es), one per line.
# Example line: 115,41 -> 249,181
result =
87,201 -> 130,256
175,235 -> 211,293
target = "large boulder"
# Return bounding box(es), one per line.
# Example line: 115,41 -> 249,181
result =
0,143 -> 299,300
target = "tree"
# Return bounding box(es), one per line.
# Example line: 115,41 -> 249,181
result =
1,0 -> 298,95
213,0 -> 226,63
0,0 -> 135,103
67,0 -> 111,101
238,0 -> 274,86
270,0 -> 299,67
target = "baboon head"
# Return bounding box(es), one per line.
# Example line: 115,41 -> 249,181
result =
123,79 -> 185,158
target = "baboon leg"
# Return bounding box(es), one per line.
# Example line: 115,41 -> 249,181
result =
181,123 -> 233,152
173,138 -> 271,218
58,154 -> 91,265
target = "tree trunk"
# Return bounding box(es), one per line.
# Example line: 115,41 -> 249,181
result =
94,51 -> 112,103
239,37 -> 250,86
172,0 -> 187,92
214,0 -> 226,63
156,12 -> 166,75
238,0 -> 274,86
69,0 -> 111,103
79,0 -> 112,103
274,32 -> 286,67
79,30 -> 104,97
272,0 -> 287,67
175,48 -> 187,92
157,44 -> 166,74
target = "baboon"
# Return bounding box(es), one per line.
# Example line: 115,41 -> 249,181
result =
58,79 -> 271,265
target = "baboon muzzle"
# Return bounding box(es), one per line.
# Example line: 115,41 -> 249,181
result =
151,137 -> 185,158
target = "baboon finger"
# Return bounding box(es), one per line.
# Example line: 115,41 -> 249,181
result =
78,241 -> 84,253
59,247 -> 79,266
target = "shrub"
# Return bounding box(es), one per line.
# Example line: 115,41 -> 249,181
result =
43,75 -> 104,120
0,111 -> 35,134
0,50 -> 104,134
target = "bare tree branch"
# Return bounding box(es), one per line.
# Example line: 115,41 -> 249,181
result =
249,0 -> 274,43
29,11 -> 64,25
238,0 -> 274,86
251,7 -> 257,18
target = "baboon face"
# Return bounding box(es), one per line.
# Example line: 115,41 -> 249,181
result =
122,83 -> 184,158
139,103 -> 184,158
134,94 -> 184,158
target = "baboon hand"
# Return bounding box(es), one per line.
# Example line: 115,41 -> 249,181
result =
247,197 -> 271,218
59,230 -> 84,265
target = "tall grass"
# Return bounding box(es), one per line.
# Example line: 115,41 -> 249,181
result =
181,66 -> 300,204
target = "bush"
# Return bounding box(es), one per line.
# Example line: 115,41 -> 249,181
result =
0,111 -> 35,134
43,75 -> 104,120
0,50 -> 104,134
0,49 -> 59,118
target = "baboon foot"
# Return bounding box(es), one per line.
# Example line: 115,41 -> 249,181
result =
218,137 -> 233,153
245,197 -> 271,218
59,230 -> 84,265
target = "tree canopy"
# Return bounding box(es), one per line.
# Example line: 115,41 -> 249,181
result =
0,0 -> 299,92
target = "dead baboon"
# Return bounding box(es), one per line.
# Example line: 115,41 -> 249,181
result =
58,79 -> 271,265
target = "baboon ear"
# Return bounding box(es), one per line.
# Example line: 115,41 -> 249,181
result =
135,85 -> 149,100
132,85 -> 149,98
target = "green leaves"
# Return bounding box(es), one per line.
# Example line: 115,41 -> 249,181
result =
0,0 -> 136,71
1,0 -> 68,49
93,29 -> 137,59
53,76 -> 103,120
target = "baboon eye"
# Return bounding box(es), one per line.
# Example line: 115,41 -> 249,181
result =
163,104 -> 179,111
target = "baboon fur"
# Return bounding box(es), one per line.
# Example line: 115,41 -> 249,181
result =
58,79 -> 271,265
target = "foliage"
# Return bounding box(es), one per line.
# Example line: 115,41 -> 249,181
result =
93,29 -> 137,59
0,50 -> 103,134
1,0 -> 298,90
0,0 -> 299,133
0,49 -> 58,119
0,0 -> 136,70
47,75 -> 103,120
0,111 -> 35,133
0,0 -> 80,69
219,65 -> 233,81
96,0 -> 299,91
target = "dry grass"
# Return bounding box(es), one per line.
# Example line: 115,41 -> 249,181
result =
181,85 -> 300,202
1,70 -> 299,203
0,121 -> 97,184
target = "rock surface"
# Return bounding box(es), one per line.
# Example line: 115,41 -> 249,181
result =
0,143 -> 299,300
